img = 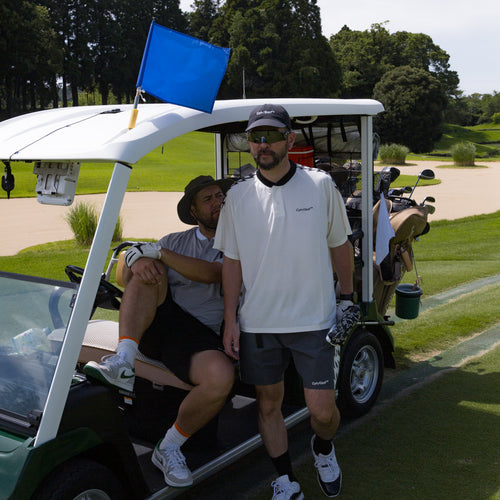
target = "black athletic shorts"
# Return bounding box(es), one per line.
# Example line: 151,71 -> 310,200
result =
138,294 -> 223,385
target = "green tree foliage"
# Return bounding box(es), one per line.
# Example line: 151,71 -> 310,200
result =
330,23 -> 459,100
373,66 -> 448,153
2,0 -> 476,128
476,92 -> 500,123
188,0 -> 221,40
40,0 -> 95,106
1,0 -> 188,116
445,91 -> 500,126
209,0 -> 341,98
0,0 -> 62,117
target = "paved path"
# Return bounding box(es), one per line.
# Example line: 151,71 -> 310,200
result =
1,160 -> 499,257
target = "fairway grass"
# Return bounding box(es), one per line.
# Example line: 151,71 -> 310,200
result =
322,344 -> 500,500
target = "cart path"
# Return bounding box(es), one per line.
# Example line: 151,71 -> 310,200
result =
0,191 -> 191,257
1,160 -> 499,257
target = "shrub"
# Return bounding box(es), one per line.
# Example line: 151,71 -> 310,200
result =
378,143 -> 410,165
451,141 -> 476,166
65,202 -> 122,246
113,215 -> 123,243
493,112 -> 500,124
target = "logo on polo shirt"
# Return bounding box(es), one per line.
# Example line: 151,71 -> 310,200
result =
296,206 -> 314,212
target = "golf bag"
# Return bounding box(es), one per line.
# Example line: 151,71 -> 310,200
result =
372,202 -> 430,316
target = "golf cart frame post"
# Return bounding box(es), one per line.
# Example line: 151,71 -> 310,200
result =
34,162 -> 132,447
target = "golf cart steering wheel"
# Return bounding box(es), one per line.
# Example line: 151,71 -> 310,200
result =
65,265 -> 122,311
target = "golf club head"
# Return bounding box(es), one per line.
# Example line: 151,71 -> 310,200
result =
388,188 -> 404,197
381,166 -> 401,183
409,169 -> 435,198
419,169 -> 435,180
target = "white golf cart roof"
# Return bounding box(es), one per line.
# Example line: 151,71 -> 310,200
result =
0,98 -> 383,164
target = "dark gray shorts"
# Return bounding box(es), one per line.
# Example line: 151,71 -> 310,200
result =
239,329 -> 335,389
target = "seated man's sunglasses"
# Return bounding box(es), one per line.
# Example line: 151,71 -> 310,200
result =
246,130 -> 289,144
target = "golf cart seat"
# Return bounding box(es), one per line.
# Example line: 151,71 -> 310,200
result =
79,320 -> 193,391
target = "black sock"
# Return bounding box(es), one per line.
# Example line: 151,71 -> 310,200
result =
313,434 -> 333,456
271,451 -> 296,482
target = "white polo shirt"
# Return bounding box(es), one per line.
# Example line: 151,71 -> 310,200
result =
214,163 -> 351,334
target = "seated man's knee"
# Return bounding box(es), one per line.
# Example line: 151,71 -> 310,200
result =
126,272 -> 168,306
191,351 -> 235,396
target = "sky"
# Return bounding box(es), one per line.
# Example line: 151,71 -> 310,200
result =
179,0 -> 499,96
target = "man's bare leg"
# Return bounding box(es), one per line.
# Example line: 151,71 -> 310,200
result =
83,264 -> 167,390
165,350 -> 234,438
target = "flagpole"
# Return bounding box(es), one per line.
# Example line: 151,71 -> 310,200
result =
128,87 -> 142,129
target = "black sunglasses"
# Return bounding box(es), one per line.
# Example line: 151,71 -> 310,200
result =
246,130 -> 289,144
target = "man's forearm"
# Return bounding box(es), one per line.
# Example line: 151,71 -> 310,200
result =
222,256 -> 242,325
330,240 -> 354,295
160,248 -> 222,284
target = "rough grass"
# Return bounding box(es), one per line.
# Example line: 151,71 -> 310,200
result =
433,123 -> 500,158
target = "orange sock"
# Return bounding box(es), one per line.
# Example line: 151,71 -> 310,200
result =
174,421 -> 191,438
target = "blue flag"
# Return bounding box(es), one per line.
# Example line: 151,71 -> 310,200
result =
136,22 -> 230,113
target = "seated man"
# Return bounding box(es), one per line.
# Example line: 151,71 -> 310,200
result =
84,175 -> 235,488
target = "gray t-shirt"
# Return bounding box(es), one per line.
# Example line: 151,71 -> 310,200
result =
158,227 -> 223,333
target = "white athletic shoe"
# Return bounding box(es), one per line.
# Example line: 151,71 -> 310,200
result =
83,354 -> 135,391
151,442 -> 193,487
271,474 -> 304,500
311,436 -> 342,497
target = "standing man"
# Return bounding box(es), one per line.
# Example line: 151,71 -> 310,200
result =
84,175 -> 235,488
214,104 -> 354,499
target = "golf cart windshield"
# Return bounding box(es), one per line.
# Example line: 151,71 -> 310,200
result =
0,272 -> 76,432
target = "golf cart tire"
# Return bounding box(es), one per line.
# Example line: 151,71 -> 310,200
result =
32,457 -> 124,500
337,329 -> 384,418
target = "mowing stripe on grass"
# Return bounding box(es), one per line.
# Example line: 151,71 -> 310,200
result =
379,322 -> 500,403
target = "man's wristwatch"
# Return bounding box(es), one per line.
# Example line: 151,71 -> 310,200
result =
339,293 -> 354,301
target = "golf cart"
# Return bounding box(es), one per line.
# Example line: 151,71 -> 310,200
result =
0,98 -> 398,499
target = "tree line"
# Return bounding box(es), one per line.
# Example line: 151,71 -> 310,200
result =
1,0 -> 499,152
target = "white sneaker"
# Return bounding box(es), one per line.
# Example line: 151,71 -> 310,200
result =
271,474 -> 304,500
151,442 -> 193,487
311,436 -> 342,497
83,354 -> 135,391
